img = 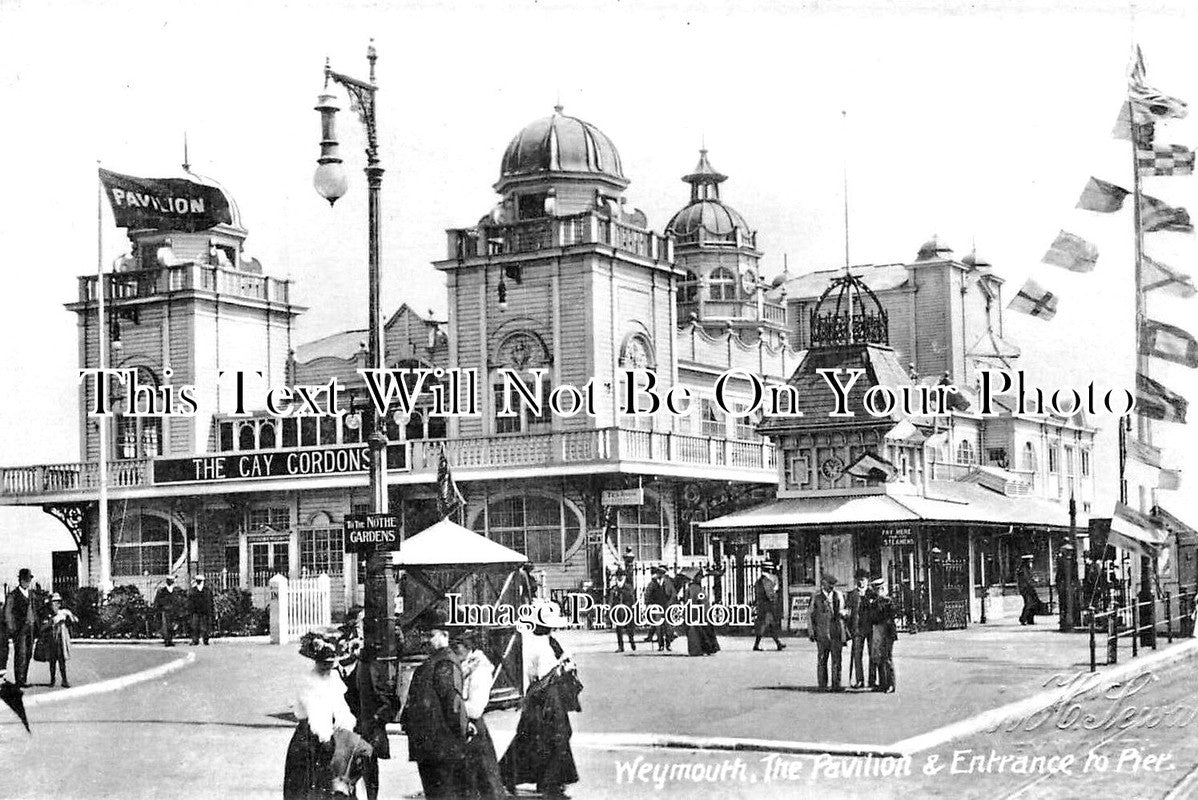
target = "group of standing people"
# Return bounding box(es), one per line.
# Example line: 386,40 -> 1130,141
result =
286,598 -> 582,800
152,573 -> 215,646
809,571 -> 898,693
609,565 -> 720,657
2,568 -> 77,689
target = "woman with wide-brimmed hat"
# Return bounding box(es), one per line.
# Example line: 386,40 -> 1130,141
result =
283,628 -> 363,799
500,600 -> 582,799
683,569 -> 721,657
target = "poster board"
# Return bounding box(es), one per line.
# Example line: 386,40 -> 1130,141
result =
788,593 -> 812,633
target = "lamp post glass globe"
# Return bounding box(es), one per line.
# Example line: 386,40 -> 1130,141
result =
314,161 -> 348,205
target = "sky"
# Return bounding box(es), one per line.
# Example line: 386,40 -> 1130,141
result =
1,0 -> 1197,522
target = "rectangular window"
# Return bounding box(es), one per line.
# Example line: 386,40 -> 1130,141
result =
1048,446 -> 1059,473
787,533 -> 819,585
616,503 -> 664,561
247,507 -> 289,531
299,527 -> 344,576
486,496 -> 567,563
783,451 -> 811,489
281,418 -> 299,448
1081,449 -> 1091,477
219,422 -> 235,452
300,417 -> 318,447
1064,445 -> 1076,477
493,380 -> 551,434
518,193 -> 547,220
700,398 -> 724,437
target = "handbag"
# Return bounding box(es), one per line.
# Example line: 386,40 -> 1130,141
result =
32,629 -> 51,662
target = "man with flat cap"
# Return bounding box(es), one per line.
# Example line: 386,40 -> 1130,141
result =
153,575 -> 186,647
187,574 -> 216,646
4,568 -> 39,687
399,611 -> 468,799
809,574 -> 849,691
752,562 -> 786,652
1017,554 -> 1042,626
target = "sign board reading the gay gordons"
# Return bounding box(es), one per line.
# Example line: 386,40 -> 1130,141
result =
344,513 -> 401,551
152,444 -> 408,484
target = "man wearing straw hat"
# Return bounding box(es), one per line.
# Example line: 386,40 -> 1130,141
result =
809,574 -> 849,691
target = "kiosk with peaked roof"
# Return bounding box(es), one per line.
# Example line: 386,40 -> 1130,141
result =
395,518 -> 531,707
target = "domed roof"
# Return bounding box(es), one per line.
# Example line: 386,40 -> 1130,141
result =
499,106 -> 625,186
915,234 -> 953,262
667,200 -> 752,237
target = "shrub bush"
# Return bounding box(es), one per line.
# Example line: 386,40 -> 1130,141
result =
64,583 -> 268,638
98,585 -> 152,638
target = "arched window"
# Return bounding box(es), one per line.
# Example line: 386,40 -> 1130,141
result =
956,439 -> 977,465
482,495 -> 575,563
426,415 -> 447,440
708,268 -> 736,301
679,270 -> 700,304
1021,442 -> 1037,472
238,423 -> 257,451
112,512 -> 185,576
405,411 -> 425,441
617,495 -> 665,561
259,422 -> 277,450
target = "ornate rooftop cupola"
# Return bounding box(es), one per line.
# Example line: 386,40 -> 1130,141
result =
809,270 -> 889,347
683,148 -> 727,202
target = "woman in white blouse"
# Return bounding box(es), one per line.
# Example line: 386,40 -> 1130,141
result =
284,630 -> 360,799
451,630 -> 506,799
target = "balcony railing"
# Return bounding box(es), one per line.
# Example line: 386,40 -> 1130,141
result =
0,428 -> 775,499
78,263 -> 292,306
448,212 -> 673,263
678,298 -> 786,326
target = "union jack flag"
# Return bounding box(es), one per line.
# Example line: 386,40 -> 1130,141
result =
1137,144 -> 1195,176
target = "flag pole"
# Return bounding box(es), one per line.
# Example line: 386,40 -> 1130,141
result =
96,162 -> 112,594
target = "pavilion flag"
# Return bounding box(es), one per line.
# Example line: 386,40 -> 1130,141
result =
1007,277 -> 1058,320
1140,318 -> 1198,368
435,447 -> 465,520
1108,501 -> 1169,558
1128,44 -> 1147,87
1140,254 -> 1197,298
1140,194 -> 1194,233
1076,177 -> 1130,213
1042,230 -> 1099,272
1137,144 -> 1195,177
1136,372 -> 1188,424
98,168 -> 233,232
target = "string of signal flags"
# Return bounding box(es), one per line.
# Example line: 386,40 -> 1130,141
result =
1007,45 -> 1193,437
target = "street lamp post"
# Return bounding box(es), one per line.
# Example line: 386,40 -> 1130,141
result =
314,43 -> 397,664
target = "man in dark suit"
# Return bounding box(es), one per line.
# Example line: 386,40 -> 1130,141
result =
1017,554 -> 1042,625
399,615 -> 468,800
808,574 -> 848,691
845,569 -> 874,688
607,570 -> 637,652
4,568 -> 38,687
752,562 -> 786,652
643,567 -> 671,651
869,578 -> 899,692
187,574 -> 216,645
153,575 -> 186,647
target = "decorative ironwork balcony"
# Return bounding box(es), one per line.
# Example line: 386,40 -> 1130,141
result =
447,212 -> 673,264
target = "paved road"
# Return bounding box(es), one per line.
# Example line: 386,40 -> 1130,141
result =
0,635 -> 1193,799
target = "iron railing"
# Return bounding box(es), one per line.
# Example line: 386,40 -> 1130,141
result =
1086,586 -> 1197,672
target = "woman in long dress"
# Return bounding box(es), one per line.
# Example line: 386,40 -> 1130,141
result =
499,601 -> 582,800
684,570 -> 720,657
451,630 -> 507,800
284,629 -> 360,800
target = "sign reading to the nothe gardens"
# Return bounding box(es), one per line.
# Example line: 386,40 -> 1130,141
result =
344,513 -> 401,551
602,488 -> 644,506
153,445 -> 380,484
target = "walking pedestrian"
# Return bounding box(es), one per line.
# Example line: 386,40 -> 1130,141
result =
869,579 -> 898,693
153,575 -> 185,647
451,630 -> 506,800
845,569 -> 874,688
500,600 -> 581,799
187,574 -> 215,645
809,574 -> 848,691
284,628 -> 368,799
39,593 -> 77,688
4,568 -> 39,687
1017,554 -> 1042,625
643,567 -> 676,651
752,562 -> 786,652
399,612 -> 469,800
683,569 -> 720,657
607,569 -> 636,652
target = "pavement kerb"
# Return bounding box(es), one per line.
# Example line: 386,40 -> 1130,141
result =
23,648 -> 196,708
382,637 -> 1198,759
889,636 -> 1198,755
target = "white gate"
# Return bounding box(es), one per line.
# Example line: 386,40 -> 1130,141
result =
269,574 -> 332,644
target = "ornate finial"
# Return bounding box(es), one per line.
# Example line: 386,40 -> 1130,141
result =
554,102 -> 564,114
323,56 -> 331,88
182,131 -> 190,172
367,39 -> 377,84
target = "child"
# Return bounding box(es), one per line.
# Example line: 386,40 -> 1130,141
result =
43,593 -> 78,688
